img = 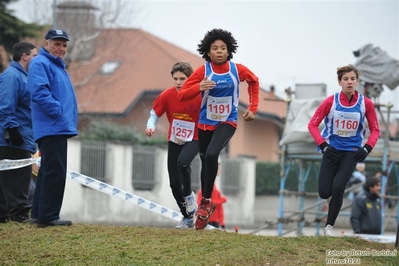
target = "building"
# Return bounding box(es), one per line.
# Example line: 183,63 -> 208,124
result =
66,28 -> 287,162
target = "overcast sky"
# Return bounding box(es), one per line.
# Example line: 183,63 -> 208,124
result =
9,0 -> 399,112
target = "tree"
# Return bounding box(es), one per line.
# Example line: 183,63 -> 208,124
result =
1,0 -> 135,68
0,0 -> 42,72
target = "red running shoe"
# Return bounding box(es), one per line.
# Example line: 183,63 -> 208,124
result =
195,198 -> 216,219
195,216 -> 208,230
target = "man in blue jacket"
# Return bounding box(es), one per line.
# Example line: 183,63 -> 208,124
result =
27,29 -> 78,228
0,42 -> 38,223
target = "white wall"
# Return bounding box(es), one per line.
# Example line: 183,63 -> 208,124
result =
61,139 -> 256,227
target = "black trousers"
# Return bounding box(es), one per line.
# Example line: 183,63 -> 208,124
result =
318,150 -> 357,226
31,136 -> 68,222
167,140 -> 199,218
0,146 -> 32,219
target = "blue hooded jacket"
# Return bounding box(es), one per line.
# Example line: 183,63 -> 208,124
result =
0,61 -> 36,153
27,47 -> 78,142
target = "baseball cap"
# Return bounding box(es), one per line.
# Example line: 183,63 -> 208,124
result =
45,29 -> 70,41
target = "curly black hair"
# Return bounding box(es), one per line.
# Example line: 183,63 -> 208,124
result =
197,29 -> 238,62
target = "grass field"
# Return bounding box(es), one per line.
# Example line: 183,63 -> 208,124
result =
0,222 -> 398,265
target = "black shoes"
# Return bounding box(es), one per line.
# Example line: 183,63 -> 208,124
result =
37,219 -> 72,228
9,212 -> 31,223
1,214 -> 71,228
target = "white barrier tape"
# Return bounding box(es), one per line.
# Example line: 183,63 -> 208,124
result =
66,171 -> 217,229
67,169 -> 182,222
0,158 -> 39,170
0,158 -> 216,229
0,158 -> 181,221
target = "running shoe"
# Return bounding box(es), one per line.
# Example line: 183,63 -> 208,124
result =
175,216 -> 194,229
184,191 -> 197,215
195,198 -> 216,219
195,216 -> 208,230
323,224 -> 334,236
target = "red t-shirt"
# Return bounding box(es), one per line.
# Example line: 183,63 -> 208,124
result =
152,86 -> 202,141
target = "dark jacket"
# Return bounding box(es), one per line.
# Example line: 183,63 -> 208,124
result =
350,190 -> 381,234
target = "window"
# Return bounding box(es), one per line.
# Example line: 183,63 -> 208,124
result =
190,155 -> 201,192
81,139 -> 106,182
132,145 -> 156,190
221,159 -> 241,195
100,61 -> 120,74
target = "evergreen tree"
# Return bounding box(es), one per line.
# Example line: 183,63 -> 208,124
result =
0,0 -> 42,72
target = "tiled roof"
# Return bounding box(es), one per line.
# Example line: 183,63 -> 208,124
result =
68,28 -> 286,119
239,86 -> 287,121
69,29 -> 203,114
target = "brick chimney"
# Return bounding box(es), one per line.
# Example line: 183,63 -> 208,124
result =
55,1 -> 100,62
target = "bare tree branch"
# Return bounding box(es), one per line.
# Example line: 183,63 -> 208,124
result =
19,0 -> 135,66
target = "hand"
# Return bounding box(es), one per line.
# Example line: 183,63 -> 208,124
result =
320,142 -> 337,158
145,128 -> 155,137
199,76 -> 216,91
353,144 -> 372,162
7,127 -> 24,146
243,109 -> 255,121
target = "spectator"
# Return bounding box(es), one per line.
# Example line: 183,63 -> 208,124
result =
350,176 -> 382,234
347,163 -> 367,202
373,170 -> 395,209
27,29 -> 78,228
0,42 -> 38,223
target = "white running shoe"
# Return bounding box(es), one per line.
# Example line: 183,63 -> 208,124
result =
184,191 -> 197,215
175,216 -> 194,229
323,224 -> 334,236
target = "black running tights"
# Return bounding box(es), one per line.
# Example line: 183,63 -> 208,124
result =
167,140 -> 198,217
318,150 -> 357,226
198,124 -> 236,199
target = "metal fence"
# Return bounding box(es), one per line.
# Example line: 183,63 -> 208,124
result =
80,139 -> 107,182
79,140 -> 239,194
221,158 -> 241,195
132,144 -> 156,190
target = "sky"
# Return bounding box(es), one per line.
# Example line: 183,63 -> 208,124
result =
8,0 -> 399,115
